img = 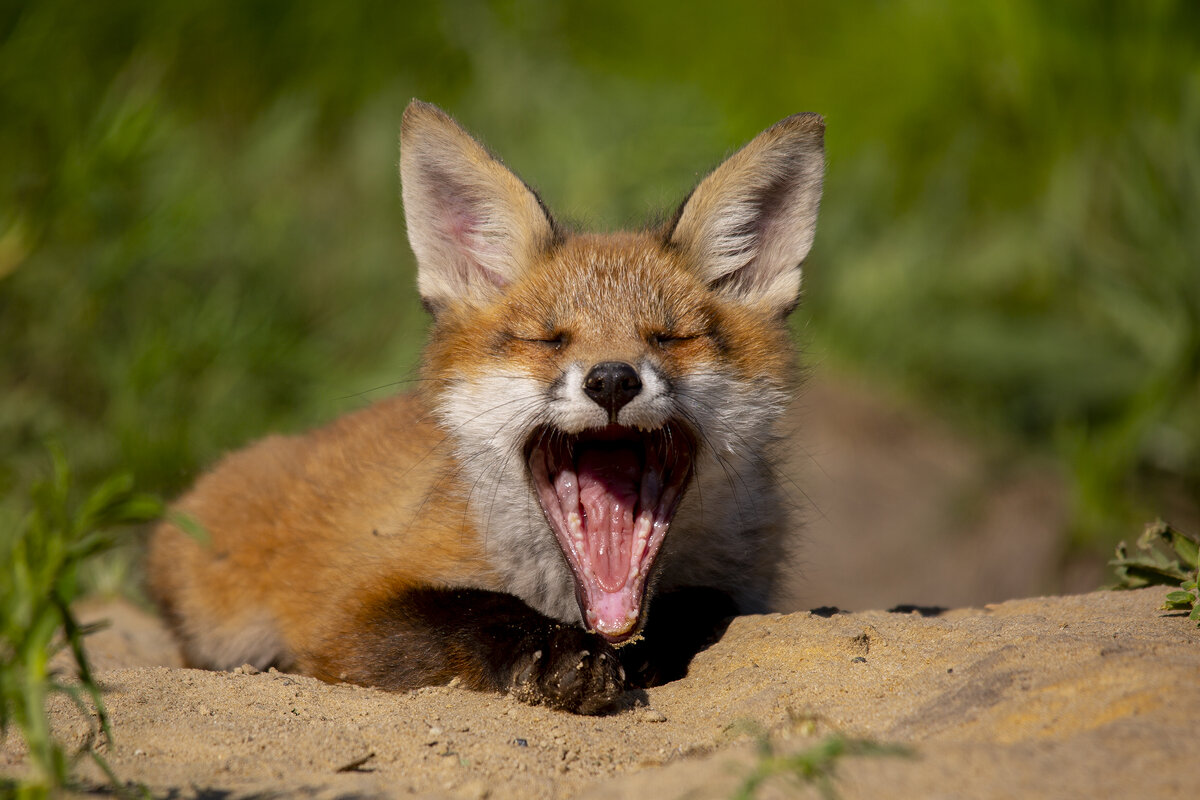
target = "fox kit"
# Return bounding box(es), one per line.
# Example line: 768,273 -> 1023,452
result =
148,101 -> 824,714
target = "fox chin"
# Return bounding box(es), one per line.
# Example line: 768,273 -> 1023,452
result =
147,100 -> 825,715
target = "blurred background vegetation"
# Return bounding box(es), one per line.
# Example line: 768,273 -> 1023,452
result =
2,0 -> 1197,592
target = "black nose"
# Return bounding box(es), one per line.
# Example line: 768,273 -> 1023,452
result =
583,361 -> 642,421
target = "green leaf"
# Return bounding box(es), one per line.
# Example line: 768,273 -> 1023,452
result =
1168,530 -> 1199,570
114,494 -> 165,523
168,510 -> 210,545
1137,520 -> 1170,551
1110,521 -> 1200,589
76,473 -> 136,530
1164,590 -> 1194,605
1112,561 -> 1190,586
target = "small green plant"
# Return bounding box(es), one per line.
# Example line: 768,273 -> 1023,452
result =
1110,519 -> 1200,625
734,728 -> 911,800
1,445 -> 162,797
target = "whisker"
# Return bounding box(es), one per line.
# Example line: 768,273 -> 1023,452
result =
337,374 -> 433,401
452,395 -> 549,544
392,391 -> 550,542
674,383 -> 826,521
672,404 -> 756,534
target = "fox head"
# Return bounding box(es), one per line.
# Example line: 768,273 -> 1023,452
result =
400,100 -> 824,641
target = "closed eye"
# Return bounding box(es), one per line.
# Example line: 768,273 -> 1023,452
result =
514,333 -> 567,349
650,332 -> 706,347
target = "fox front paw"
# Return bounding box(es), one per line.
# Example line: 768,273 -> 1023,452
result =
508,626 -> 625,715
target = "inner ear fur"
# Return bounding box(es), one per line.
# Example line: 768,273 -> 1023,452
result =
666,113 -> 825,314
400,100 -> 559,311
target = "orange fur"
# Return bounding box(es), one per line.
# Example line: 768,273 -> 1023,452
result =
147,393 -> 500,671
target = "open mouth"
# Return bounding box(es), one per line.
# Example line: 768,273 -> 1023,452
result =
526,422 -> 695,643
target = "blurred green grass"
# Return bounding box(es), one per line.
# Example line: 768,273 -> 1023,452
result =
2,0 -> 1197,566
0,444 -> 160,795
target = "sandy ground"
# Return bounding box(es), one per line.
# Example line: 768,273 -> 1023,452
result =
4,374 -> 1196,797
5,588 -> 1196,799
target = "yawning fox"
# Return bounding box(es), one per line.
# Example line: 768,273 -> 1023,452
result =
147,101 -> 825,714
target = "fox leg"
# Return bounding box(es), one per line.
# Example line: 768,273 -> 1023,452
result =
303,587 -> 627,715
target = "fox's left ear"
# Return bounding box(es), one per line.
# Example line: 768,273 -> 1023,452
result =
400,100 -> 558,312
667,113 -> 825,314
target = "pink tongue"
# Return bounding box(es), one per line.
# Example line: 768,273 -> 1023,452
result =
575,447 -> 641,592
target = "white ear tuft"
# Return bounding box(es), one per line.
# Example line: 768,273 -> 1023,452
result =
400,101 -> 557,310
667,113 -> 825,313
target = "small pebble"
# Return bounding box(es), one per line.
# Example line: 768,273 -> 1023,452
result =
641,709 -> 667,723
851,656 -> 867,664
514,738 -> 528,747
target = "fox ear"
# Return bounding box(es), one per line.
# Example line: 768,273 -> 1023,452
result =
400,100 -> 557,310
667,113 -> 825,314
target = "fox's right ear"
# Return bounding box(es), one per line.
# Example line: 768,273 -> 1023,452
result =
400,101 -> 557,312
